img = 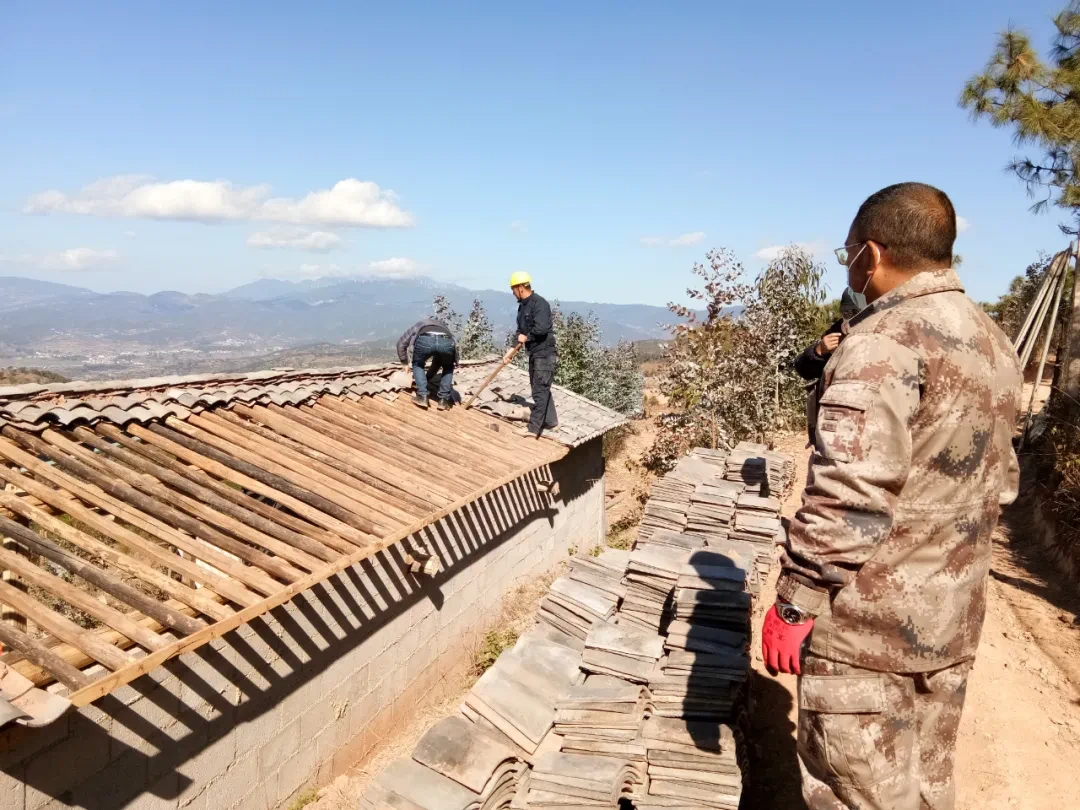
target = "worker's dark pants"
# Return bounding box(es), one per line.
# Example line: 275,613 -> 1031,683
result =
528,354 -> 558,435
412,334 -> 456,401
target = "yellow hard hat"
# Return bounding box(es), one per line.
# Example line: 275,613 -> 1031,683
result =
509,271 -> 532,288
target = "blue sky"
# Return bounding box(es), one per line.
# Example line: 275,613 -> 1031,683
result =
0,0 -> 1070,306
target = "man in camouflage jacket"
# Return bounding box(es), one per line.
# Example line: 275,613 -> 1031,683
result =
762,183 -> 1022,810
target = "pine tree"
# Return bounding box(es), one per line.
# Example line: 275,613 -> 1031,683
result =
961,4 -> 1080,231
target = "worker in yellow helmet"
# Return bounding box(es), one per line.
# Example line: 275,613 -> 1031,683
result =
506,272 -> 558,438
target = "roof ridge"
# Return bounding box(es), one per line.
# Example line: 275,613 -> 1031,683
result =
0,357 -> 500,402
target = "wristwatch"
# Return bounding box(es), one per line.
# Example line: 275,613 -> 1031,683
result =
777,599 -> 811,625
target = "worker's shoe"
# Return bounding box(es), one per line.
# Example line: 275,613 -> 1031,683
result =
412,394 -> 429,409
437,399 -> 451,411
544,422 -> 559,431
519,427 -> 541,439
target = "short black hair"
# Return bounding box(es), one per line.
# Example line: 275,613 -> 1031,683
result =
851,182 -> 956,271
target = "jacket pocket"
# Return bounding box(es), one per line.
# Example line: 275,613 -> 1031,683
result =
798,673 -> 910,787
817,381 -> 875,463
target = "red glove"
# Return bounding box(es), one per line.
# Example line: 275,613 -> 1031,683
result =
761,604 -> 814,675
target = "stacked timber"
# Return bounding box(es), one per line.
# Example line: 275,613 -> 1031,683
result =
620,546 -> 688,632
553,676 -> 652,764
582,620 -> 665,683
526,752 -> 643,808
537,576 -> 618,640
638,717 -> 746,810
567,550 -> 629,603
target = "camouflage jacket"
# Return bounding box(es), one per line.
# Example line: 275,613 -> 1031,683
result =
777,267 -> 1022,673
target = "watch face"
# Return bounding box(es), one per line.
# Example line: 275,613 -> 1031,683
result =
780,605 -> 805,624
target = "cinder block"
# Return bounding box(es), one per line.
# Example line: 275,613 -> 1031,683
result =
275,743 -> 316,804
258,718 -> 300,781
175,729 -> 235,806
299,694 -> 335,743
126,771 -> 180,810
232,703 -> 282,760
207,750 -> 258,809
25,717 -> 110,808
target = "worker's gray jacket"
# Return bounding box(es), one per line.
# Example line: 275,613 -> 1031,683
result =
396,319 -> 459,364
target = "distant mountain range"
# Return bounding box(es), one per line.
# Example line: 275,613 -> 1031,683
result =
0,275 -> 687,380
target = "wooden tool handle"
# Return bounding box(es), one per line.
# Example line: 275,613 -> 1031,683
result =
464,344 -> 521,409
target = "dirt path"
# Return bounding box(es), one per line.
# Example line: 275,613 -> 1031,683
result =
746,436 -> 1080,809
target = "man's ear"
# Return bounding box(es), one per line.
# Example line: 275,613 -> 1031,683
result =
866,240 -> 885,279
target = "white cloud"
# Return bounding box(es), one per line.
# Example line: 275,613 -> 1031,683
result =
669,231 -> 706,246
640,232 -> 706,247
956,215 -> 970,232
753,241 -> 827,261
25,175 -> 414,228
246,227 -> 344,252
510,220 -> 528,233
368,257 -> 424,277
1,247 -> 119,271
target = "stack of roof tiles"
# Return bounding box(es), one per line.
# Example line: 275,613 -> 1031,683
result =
526,751 -> 644,808
566,550 -> 629,604
618,546 -> 688,633
582,620 -> 665,683
537,577 -> 619,641
553,676 -> 652,763
638,717 -> 746,810
461,630 -> 585,758
724,441 -> 794,499
685,477 -> 742,545
354,441 -> 798,810
362,716 -> 527,810
636,453 -> 722,543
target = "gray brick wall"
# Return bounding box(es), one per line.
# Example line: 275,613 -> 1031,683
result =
0,438 -> 606,810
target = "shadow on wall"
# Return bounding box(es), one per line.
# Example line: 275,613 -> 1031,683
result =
0,439 -> 603,809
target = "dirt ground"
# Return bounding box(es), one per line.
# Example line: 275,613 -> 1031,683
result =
307,418 -> 1080,809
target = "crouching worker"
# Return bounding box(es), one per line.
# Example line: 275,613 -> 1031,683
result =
397,317 -> 459,410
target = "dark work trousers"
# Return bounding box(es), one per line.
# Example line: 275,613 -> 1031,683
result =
528,354 -> 558,435
412,333 -> 456,401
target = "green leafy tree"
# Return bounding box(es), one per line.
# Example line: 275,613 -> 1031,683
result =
961,5 -> 1080,231
645,246 -> 826,471
432,294 -> 464,335
459,298 -> 498,360
504,303 -> 644,415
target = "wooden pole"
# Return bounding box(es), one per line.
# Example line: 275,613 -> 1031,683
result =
1064,242 -> 1080,402
1020,265 -> 1068,449
464,345 -> 520,409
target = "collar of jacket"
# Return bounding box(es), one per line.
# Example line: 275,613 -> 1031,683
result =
850,266 -> 963,327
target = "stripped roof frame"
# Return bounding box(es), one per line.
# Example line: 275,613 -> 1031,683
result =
0,358 -> 625,723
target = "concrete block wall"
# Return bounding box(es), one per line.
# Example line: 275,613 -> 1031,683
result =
0,438 -> 606,810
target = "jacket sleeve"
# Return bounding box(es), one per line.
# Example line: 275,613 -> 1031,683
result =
793,343 -> 828,381
529,298 -> 552,341
777,332 -> 920,616
397,322 -> 420,364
